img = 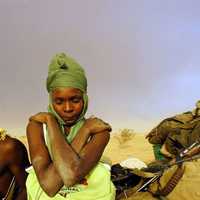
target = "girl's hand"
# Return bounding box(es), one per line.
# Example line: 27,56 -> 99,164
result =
84,117 -> 112,134
29,112 -> 54,124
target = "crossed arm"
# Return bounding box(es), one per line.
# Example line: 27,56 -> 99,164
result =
26,113 -> 111,197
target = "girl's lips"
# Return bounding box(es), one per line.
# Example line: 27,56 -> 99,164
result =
63,116 -> 76,122
63,117 -> 78,126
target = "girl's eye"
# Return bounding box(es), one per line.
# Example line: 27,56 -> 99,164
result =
54,99 -> 64,105
72,98 -> 81,103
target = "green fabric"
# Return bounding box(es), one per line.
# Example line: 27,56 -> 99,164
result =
26,163 -> 116,200
47,92 -> 88,146
47,92 -> 88,137
46,53 -> 87,93
45,52 -> 88,158
46,52 -> 88,140
153,144 -> 165,160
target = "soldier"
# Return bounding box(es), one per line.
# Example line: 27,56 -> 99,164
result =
146,100 -> 200,159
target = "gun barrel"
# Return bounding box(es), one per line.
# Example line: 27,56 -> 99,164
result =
168,153 -> 200,167
136,174 -> 161,193
180,141 -> 200,157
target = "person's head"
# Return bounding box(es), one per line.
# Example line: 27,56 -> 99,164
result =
192,100 -> 200,118
195,100 -> 200,109
51,87 -> 84,126
46,53 -> 88,126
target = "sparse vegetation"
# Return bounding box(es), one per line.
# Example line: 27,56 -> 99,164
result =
114,128 -> 135,145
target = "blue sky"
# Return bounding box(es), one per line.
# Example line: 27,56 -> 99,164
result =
1,0 -> 200,135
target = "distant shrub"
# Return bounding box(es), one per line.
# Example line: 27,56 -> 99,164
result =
115,128 -> 135,145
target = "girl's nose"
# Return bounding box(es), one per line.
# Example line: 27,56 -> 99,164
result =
64,102 -> 73,112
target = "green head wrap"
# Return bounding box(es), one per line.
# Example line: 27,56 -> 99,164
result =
46,53 -> 87,93
46,53 -> 88,143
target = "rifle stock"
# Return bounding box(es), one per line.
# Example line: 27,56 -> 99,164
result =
136,140 -> 200,194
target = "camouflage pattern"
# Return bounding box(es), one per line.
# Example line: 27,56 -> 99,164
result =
146,103 -> 200,156
165,121 -> 200,155
146,112 -> 194,145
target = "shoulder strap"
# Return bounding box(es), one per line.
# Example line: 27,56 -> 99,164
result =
155,164 -> 185,197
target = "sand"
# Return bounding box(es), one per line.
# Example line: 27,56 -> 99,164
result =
18,132 -> 200,200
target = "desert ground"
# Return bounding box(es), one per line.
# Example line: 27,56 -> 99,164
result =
17,129 -> 200,200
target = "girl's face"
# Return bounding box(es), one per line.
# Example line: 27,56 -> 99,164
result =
51,87 -> 84,126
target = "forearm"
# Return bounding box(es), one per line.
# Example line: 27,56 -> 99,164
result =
71,118 -> 111,154
36,162 -> 63,196
27,121 -> 64,196
31,153 -> 64,196
71,125 -> 90,154
46,117 -> 82,186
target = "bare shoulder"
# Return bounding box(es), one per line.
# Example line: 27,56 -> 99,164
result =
0,136 -> 26,152
26,120 -> 50,164
26,121 -> 45,150
0,136 -> 29,167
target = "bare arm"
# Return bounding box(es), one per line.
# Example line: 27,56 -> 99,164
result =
27,114 -> 110,196
26,121 -> 64,196
46,116 -> 110,187
71,117 -> 111,154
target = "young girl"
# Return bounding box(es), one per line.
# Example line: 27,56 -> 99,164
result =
26,53 -> 115,200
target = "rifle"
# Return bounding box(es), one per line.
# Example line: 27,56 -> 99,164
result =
136,141 -> 200,193
179,140 -> 200,158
